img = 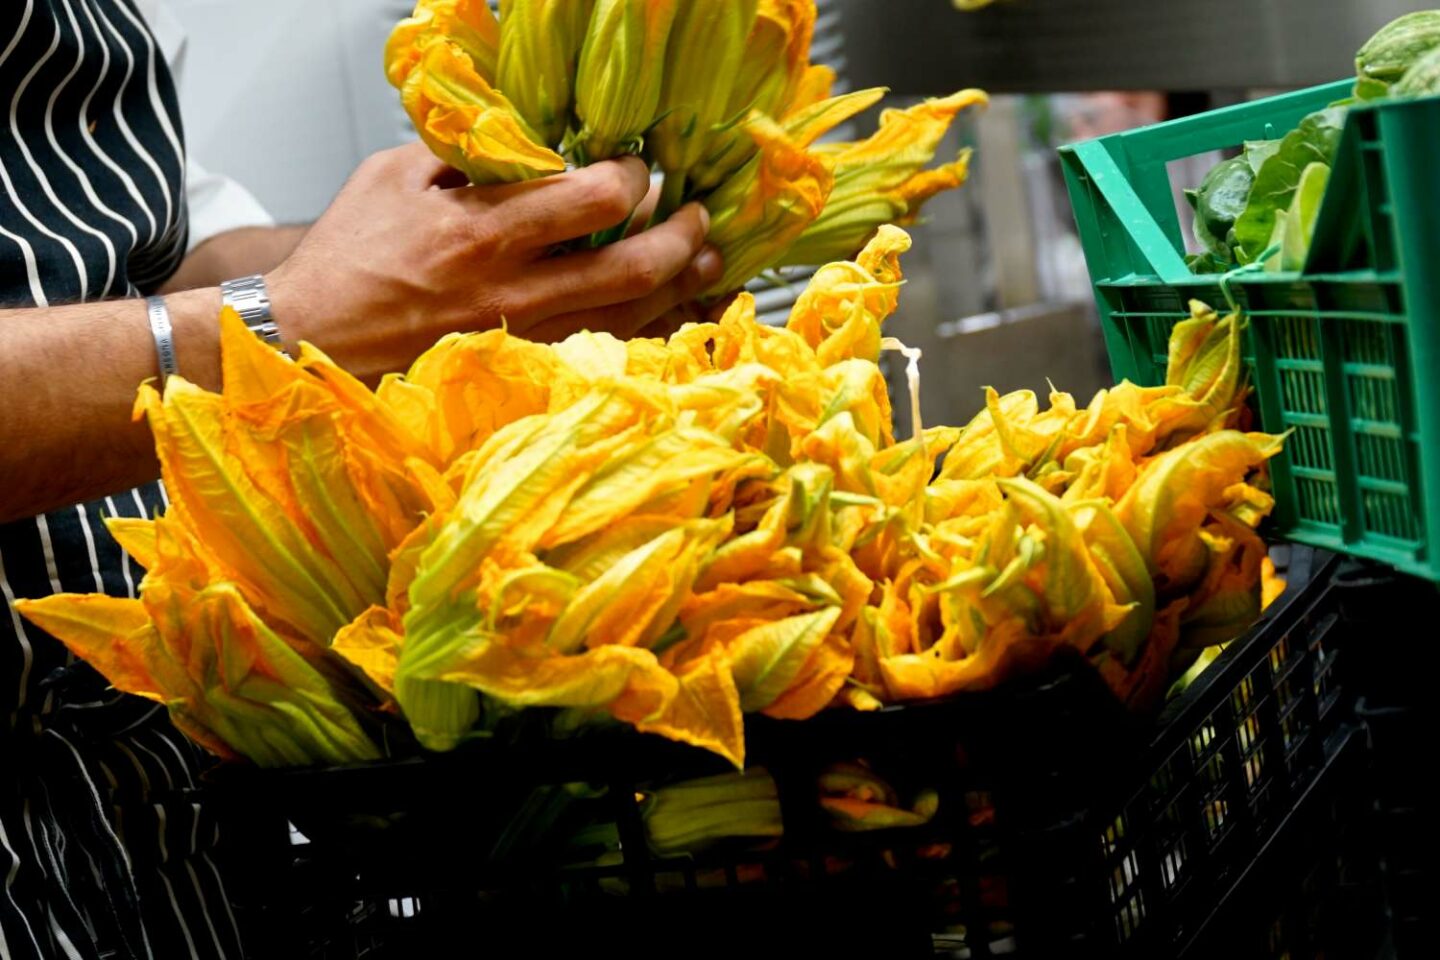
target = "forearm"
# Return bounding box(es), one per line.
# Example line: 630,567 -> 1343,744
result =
161,225 -> 308,294
0,289 -> 225,524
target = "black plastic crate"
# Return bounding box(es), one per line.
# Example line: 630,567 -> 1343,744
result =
206,547 -> 1375,958
1357,699 -> 1433,960
1169,723 -> 1383,959
1327,563 -> 1439,960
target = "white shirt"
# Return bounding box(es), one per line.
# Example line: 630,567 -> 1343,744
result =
135,0 -> 276,251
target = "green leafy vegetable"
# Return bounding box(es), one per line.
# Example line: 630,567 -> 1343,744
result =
1394,44 -> 1440,95
1355,10 -> 1440,95
1265,161 -> 1330,272
1244,139 -> 1281,174
1188,156 -> 1253,259
1231,106 -> 1346,264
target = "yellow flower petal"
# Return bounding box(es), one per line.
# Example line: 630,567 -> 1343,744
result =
687,0 -> 818,191
779,90 -> 987,266
104,516 -> 158,571
546,527 -> 690,653
786,226 -> 912,366
1116,430 -> 1283,590
1180,516 -> 1267,648
894,148 -> 973,224
333,606 -> 405,695
652,0 -> 759,178
140,378 -> 359,643
780,87 -> 888,149
880,617 -> 1065,702
15,595 -> 163,701
703,114 -> 834,296
1070,501 -> 1154,666
726,607 -> 842,712
763,629 -> 853,720
386,0 -> 501,89
541,427 -> 756,549
402,329 -> 556,466
573,0 -> 679,161
678,581 -> 817,659
617,647 -> 745,767
496,0 -> 595,145
404,40 -> 566,184
786,63 -> 837,116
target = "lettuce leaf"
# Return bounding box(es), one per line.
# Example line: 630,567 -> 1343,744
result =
1232,106 -> 1346,263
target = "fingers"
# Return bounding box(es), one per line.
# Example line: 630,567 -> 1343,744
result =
359,141 -> 462,192
626,174 -> 663,238
524,244 -> 724,343
515,203 -> 712,319
446,157 -> 653,250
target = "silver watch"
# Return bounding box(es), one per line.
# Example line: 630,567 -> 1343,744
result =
220,274 -> 283,350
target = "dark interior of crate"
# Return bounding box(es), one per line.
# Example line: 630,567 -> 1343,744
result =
202,552 -> 1376,959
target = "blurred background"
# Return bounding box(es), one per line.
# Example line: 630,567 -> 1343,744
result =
166,0 -> 1435,429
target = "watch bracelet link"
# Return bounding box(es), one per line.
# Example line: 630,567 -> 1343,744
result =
220,274 -> 284,351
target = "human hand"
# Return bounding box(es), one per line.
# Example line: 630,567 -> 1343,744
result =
267,143 -> 722,382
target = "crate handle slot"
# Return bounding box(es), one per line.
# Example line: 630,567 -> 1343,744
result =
1061,80 -> 1352,288
1069,140 -> 1193,285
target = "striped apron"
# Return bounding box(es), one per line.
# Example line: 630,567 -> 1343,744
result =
2,2 -> 244,957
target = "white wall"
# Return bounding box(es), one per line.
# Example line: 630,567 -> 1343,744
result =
167,0 -> 415,223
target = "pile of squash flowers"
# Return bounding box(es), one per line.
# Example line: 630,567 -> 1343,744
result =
18,226 -> 1283,770
385,0 -> 987,294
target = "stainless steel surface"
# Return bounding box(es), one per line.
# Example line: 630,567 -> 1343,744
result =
839,0 -> 1435,93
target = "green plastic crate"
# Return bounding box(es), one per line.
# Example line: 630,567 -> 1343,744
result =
1060,80 -> 1440,582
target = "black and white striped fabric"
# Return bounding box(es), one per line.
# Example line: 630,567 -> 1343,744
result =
2,2 -> 243,958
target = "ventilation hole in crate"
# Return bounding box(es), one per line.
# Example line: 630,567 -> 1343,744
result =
1280,711 -> 1309,753
1145,315 -> 1181,354
1286,424 -> 1335,473
1275,675 -> 1297,714
1202,796 -> 1229,837
1114,887 -> 1147,943
1349,373 -> 1400,424
1242,748 -> 1265,790
1363,489 -> 1418,541
1149,758 -> 1177,797
1236,713 -> 1261,753
1187,721 -> 1217,765
1155,797 -> 1184,832
1230,675 -> 1255,715
1274,315 -> 1321,361
1295,476 -> 1342,527
1101,814 -> 1127,857
1342,319 -> 1393,367
1355,431 -> 1408,483
1200,751 -> 1226,791
1279,367 -> 1328,416
1267,637 -> 1291,676
1109,850 -> 1140,899
1307,615 -> 1336,658
1159,838 -> 1188,890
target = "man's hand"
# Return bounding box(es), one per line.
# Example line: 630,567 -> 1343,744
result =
0,144 -> 723,522
267,143 -> 723,383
